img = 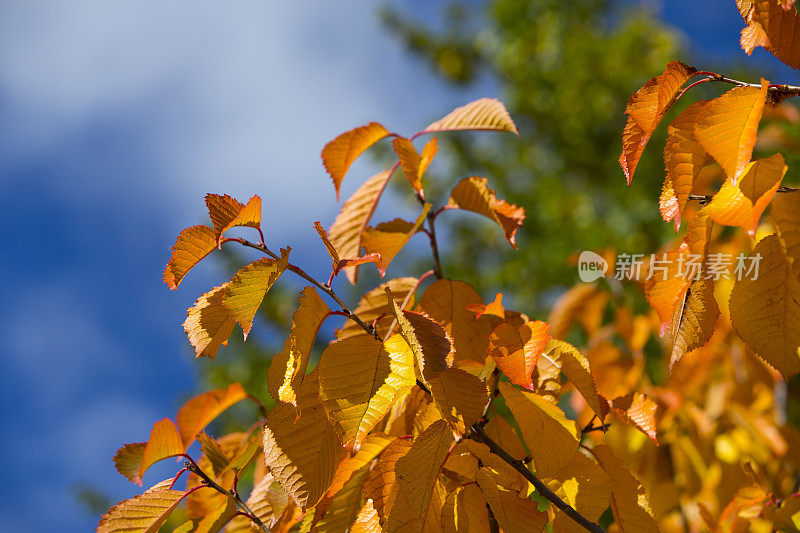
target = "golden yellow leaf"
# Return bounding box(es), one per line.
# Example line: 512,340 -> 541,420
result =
263,371 -> 343,510
336,277 -> 418,341
610,392 -> 659,443
204,193 -> 262,245
322,122 -> 390,200
771,189 -> 800,275
363,439 -> 413,522
545,339 -> 610,421
545,450 -> 613,533
620,61 -> 698,184
328,434 -> 394,497
266,287 -> 329,407
441,483 -> 489,533
226,473 -> 289,531
484,415 -> 527,461
392,137 -> 434,195
418,279 -> 495,363
317,334 -> 417,450
175,383 -> 247,449
163,225 -> 218,290
592,445 -> 660,532
395,419 -> 454,518
138,418 -> 184,480
447,176 -> 526,248
422,98 -> 518,135
184,283 -> 237,360
499,381 -> 579,477
705,154 -> 786,235
738,0 -> 800,69
223,249 -> 290,339
195,495 -> 237,533
694,80 -> 768,183
668,278 -> 719,370
476,467 -> 548,533
351,499 -> 383,533
730,234 -> 800,378
428,368 -> 489,434
385,478 -> 446,533
664,101 -> 709,231
547,282 -> 610,339
97,477 -> 186,533
314,460 -> 372,533
362,204 -> 431,275
328,170 -> 394,284
489,320 -> 550,390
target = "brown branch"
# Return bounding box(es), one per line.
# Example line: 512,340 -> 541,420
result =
689,185 -> 798,206
697,71 -> 800,94
426,208 -> 444,279
469,426 -> 605,533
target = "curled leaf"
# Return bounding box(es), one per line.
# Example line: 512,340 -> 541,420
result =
322,122 -> 390,200
447,176 -> 525,248
163,225 -> 218,290
176,382 -> 248,449
205,193 -> 261,244
422,97 -> 518,135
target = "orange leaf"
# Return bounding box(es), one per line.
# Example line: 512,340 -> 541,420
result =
328,170 -> 393,284
163,225 -> 218,290
772,189 -> 800,274
361,204 -> 431,275
175,382 -> 247,448
183,283 -> 236,360
668,278 -> 719,370
97,477 -> 187,533
620,61 -> 698,184
328,434 -> 394,497
546,340 -> 610,422
428,368 -> 489,434
592,445 -> 659,531
730,234 -> 800,378
644,245 -> 692,331
113,442 -> 146,485
267,287 -> 330,407
395,419 -> 454,518
351,499 -> 382,533
484,416 -> 527,461
476,467 -> 548,533
548,283 -> 610,339
422,97 -> 518,135
447,176 -> 525,248
363,438 -> 413,523
610,392 -> 658,443
738,0 -> 800,69
705,153 -> 786,235
223,248 -> 290,339
489,320 -> 550,390
694,80 -> 768,183
322,122 -> 390,200
314,221 -> 381,278
441,483 -> 490,532
659,180 -> 680,230
204,193 -> 261,244
664,101 -> 709,231
393,137 -> 424,195
139,418 -> 184,479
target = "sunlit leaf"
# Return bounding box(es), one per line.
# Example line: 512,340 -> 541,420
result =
484,416 -> 527,461
205,193 -> 262,244
97,477 -> 187,533
226,473 -> 289,531
730,234 -> 800,378
139,418 -> 184,480
223,249 -> 290,339
610,392 -> 658,443
592,445 -> 660,532
772,189 -> 800,275
393,137 -> 438,196
668,278 -> 719,370
351,499 -> 382,533
314,459 -> 372,533
694,80 -> 768,183
176,382 -> 248,449
429,367 -> 489,434
441,483 -> 489,533
385,478 -> 446,533
620,61 -> 698,184
545,450 -> 613,533
263,371 -> 343,509
447,176 -> 526,248
317,334 -> 416,450
322,122 -> 390,200
545,339 -> 610,421
476,467 -> 548,533
267,287 -> 329,407
362,204 -> 431,275
328,434 -> 394,497
113,442 -> 146,485
184,283 -> 237,360
336,277 -> 418,340
705,154 -> 786,235
488,320 -> 550,390
500,381 -> 579,477
395,419 -> 454,518
664,101 -> 708,231
363,439 -> 413,522
738,0 -> 800,69
195,494 -> 237,533
313,221 -> 381,278
421,98 -> 518,135
163,225 -> 218,290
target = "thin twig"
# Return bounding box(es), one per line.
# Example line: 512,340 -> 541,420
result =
469,426 -> 605,533
426,209 -> 444,279
697,71 -> 800,94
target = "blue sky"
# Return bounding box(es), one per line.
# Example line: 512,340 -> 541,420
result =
0,1 -> 796,530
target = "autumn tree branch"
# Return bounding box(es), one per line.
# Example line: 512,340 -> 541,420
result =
688,185 -> 798,205
426,208 -> 445,279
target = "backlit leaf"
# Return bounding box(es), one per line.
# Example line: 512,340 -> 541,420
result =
314,221 -> 381,278
545,339 -> 610,421
499,381 -> 579,477
267,287 -> 329,407
113,442 -> 146,485
336,277 -> 418,340
730,234 -> 800,378
363,439 -> 413,522
139,418 -> 184,480
395,419 -> 454,518
664,101 -> 709,231
610,392 -> 658,443
205,193 -> 262,244
195,495 -> 237,533
196,432 -> 229,477
385,478 -> 446,533
362,204 -> 431,275
318,334 -> 416,450
184,283 -> 236,360
545,450 -> 613,532
484,416 -> 527,461
447,176 -> 525,248
226,473 -> 289,531
548,282 -> 610,339
223,248 -> 290,339
592,445 -> 660,532
773,189 -> 800,274
393,137 -> 438,195
476,467 -> 548,533
694,80 -> 768,183
441,483 -> 489,533
97,477 -> 187,533
428,367 -> 489,434
328,170 -> 393,284
488,320 -> 551,390
322,122 -> 390,200
314,460 -> 372,533
419,279 -> 495,363
176,382 -> 248,449
738,0 -> 800,69
668,278 -> 719,370
328,434 -> 394,497
422,98 -> 518,135
263,371 -> 343,510
705,153 -> 786,235
351,499 -> 382,533
620,61 -> 698,184
163,225 -> 218,290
